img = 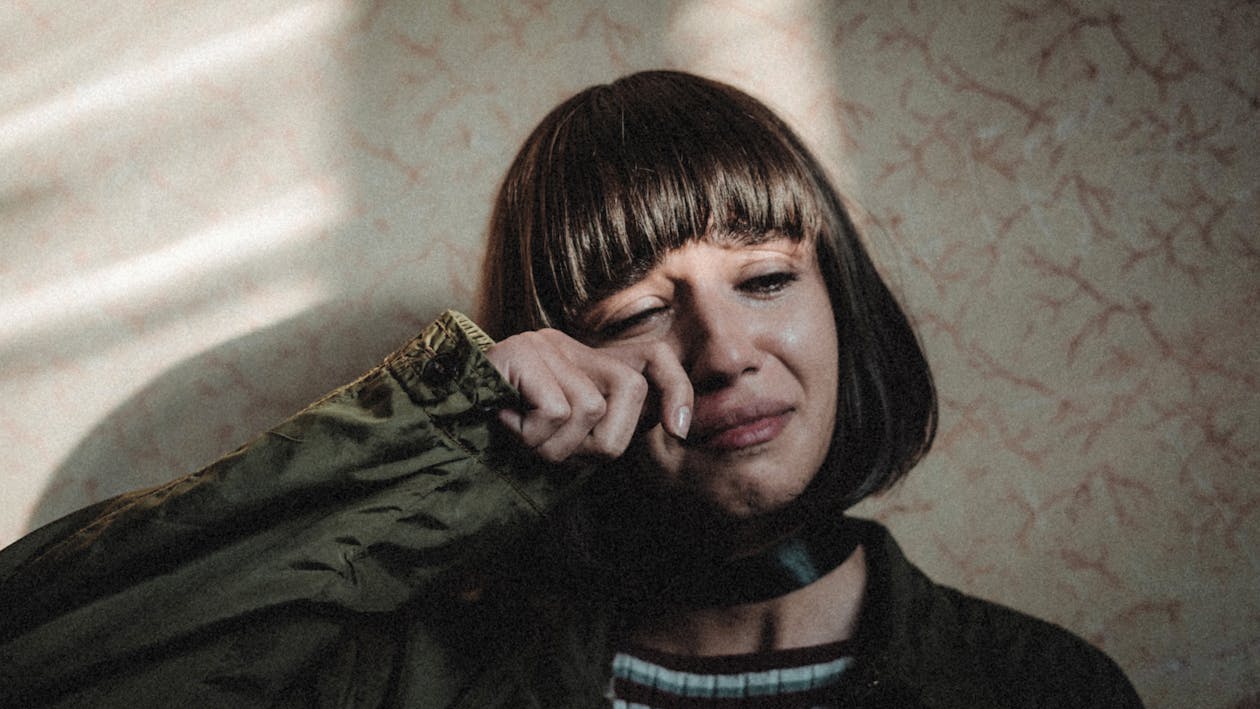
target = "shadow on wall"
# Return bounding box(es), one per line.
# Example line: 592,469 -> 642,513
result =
16,1 -> 672,534
28,301 -> 450,533
14,1 -> 534,532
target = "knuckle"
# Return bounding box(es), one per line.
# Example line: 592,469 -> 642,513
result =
581,435 -> 625,461
608,360 -> 646,390
532,436 -> 572,462
626,373 -> 650,398
601,436 -> 632,459
518,422 -> 551,448
511,331 -> 540,349
538,328 -> 572,346
535,400 -> 571,423
574,393 -> 608,420
648,340 -> 677,364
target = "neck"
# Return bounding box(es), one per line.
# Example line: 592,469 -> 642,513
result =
628,544 -> 866,656
657,510 -> 862,608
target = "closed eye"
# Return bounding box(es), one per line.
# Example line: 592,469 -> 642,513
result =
597,306 -> 669,339
739,271 -> 798,296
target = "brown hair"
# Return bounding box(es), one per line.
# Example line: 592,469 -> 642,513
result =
480,70 -> 935,508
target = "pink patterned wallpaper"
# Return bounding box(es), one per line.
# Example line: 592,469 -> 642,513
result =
1,2 -> 1256,706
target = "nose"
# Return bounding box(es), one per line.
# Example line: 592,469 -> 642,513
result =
679,293 -> 761,393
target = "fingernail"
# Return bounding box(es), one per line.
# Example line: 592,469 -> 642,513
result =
673,405 -> 691,440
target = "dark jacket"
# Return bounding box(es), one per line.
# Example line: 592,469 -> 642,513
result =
832,518 -> 1142,707
0,312 -> 1141,708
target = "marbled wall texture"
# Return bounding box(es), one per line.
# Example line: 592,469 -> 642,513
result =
1,1 -> 1256,705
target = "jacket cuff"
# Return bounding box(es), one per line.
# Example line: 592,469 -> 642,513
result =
385,310 -> 520,415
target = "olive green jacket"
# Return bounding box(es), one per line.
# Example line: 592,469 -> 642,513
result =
0,312 -> 1141,708
0,311 -> 609,707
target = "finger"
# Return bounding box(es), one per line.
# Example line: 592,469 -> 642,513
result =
497,407 -> 524,435
492,335 -> 573,448
579,364 -> 649,458
640,341 -> 693,440
531,360 -> 608,462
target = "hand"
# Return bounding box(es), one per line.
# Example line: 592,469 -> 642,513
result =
484,329 -> 692,463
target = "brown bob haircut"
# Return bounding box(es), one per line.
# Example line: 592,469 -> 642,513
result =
480,70 -> 935,509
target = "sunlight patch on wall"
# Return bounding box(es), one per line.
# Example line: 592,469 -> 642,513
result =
666,0 -> 855,192
0,182 -> 341,342
0,1 -> 347,156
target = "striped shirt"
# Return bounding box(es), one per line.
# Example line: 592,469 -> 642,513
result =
609,640 -> 855,708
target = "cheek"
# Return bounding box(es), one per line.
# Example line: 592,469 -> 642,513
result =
779,297 -> 840,457
776,296 -> 840,395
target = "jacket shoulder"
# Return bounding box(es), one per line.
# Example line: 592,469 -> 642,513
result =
937,585 -> 1143,707
851,519 -> 1143,708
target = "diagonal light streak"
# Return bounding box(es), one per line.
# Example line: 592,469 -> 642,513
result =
0,182 -> 341,341
0,0 -> 346,156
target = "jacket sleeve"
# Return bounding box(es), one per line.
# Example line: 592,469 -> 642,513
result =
0,311 -> 578,708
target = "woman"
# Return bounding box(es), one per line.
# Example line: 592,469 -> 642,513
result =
0,72 -> 1140,707
477,70 -> 1140,707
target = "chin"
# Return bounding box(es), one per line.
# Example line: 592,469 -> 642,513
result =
643,421 -> 826,510
625,433 -> 818,540
666,463 -> 810,533
704,479 -> 807,521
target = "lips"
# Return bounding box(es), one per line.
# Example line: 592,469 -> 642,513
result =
689,399 -> 794,451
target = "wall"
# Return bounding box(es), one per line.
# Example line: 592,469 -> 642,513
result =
1,1 -> 1256,706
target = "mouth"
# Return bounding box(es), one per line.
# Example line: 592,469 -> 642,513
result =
689,401 -> 793,451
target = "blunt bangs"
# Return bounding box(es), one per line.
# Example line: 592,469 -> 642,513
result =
484,71 -> 830,335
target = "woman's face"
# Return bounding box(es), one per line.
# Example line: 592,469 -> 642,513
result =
579,235 -> 839,521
